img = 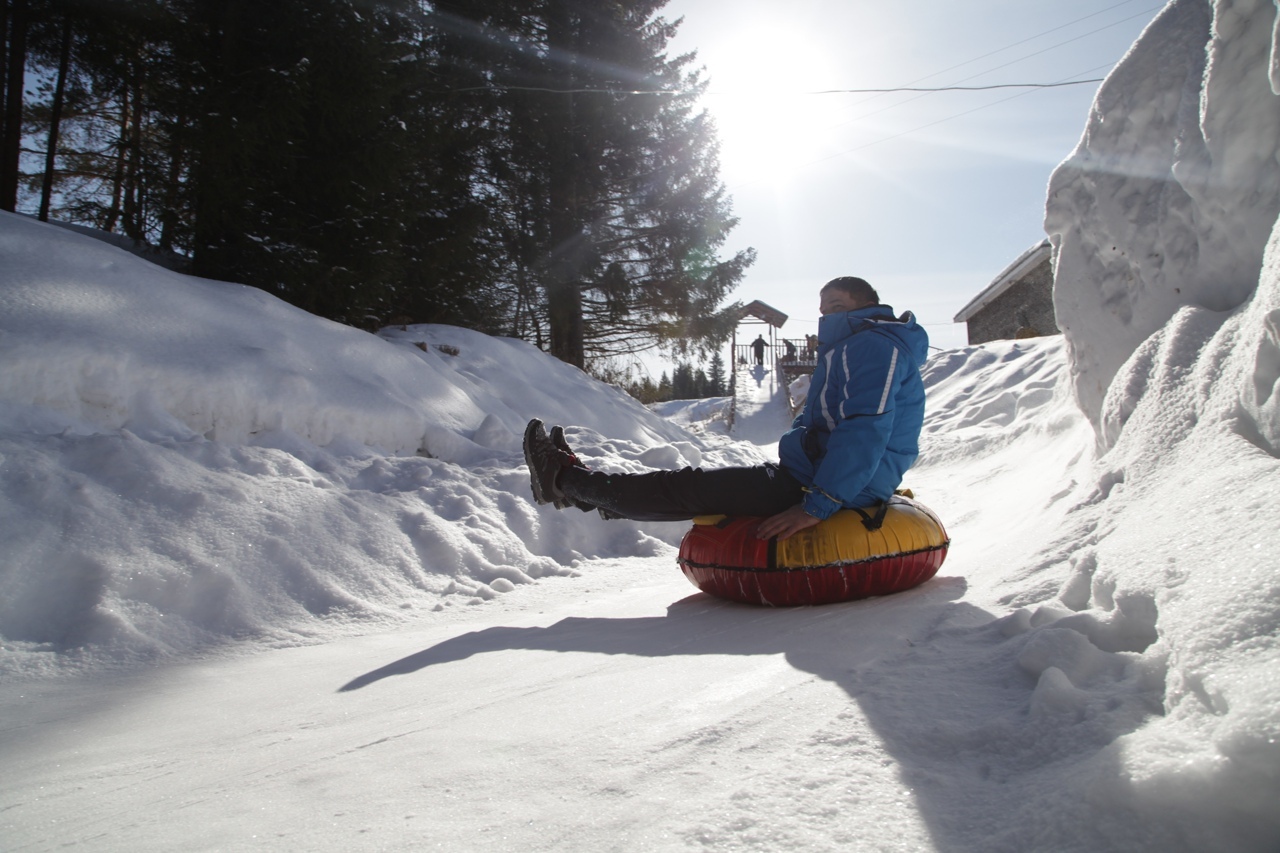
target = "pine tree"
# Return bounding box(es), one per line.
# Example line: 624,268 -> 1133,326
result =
13,0 -> 497,327
391,0 -> 518,332
670,361 -> 690,399
707,350 -> 726,396
179,0 -> 424,326
35,11 -> 71,221
1,0 -> 30,211
433,0 -> 752,367
11,0 -> 173,237
8,0 -> 753,346
693,367 -> 709,398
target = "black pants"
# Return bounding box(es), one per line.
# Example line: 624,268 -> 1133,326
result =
558,463 -> 806,522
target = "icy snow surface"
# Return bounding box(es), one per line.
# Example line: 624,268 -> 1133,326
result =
2,1 -> 1280,848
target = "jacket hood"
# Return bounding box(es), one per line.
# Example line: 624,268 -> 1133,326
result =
817,303 -> 930,365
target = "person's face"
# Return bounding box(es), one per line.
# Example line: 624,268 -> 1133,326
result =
820,288 -> 863,316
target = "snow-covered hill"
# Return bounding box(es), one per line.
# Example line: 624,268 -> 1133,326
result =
0,209 -> 773,676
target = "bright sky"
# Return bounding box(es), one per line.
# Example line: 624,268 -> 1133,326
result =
658,0 -> 1165,353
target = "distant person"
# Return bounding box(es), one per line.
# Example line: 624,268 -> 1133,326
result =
751,334 -> 769,366
523,276 -> 929,540
784,339 -> 797,361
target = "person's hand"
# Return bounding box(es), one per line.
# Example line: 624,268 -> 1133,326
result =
756,504 -> 822,540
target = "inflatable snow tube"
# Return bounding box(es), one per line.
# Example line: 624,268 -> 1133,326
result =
677,495 -> 949,607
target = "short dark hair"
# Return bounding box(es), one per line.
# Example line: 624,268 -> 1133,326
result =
822,276 -> 879,306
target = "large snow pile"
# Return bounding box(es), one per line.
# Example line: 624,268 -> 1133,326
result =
0,210 -> 765,675
1047,0 -> 1280,435
1035,0 -> 1280,843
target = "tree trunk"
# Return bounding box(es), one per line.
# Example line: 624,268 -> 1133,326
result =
104,86 -> 128,232
159,115 -> 186,252
1,0 -> 28,212
545,179 -> 587,367
38,14 -> 73,221
542,0 -> 586,368
191,0 -> 243,275
1,0 -> 9,159
122,77 -> 144,239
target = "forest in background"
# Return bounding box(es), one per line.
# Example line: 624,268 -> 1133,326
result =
0,0 -> 753,374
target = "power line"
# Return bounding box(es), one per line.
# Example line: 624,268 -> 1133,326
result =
780,61 -> 1118,176
880,0 -> 1155,90
713,4 -> 1163,189
444,3 -> 1160,103
935,5 -> 1162,90
448,79 -> 1106,96
818,3 -> 1164,135
784,80 -> 1104,95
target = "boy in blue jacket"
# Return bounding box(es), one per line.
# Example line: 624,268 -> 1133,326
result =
525,276 -> 928,541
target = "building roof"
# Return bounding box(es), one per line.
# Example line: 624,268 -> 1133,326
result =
737,300 -> 788,328
953,238 -> 1053,323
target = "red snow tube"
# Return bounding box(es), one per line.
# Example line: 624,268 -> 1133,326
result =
677,495 -> 949,606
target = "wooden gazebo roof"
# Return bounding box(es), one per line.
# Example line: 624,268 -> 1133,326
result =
737,300 -> 788,328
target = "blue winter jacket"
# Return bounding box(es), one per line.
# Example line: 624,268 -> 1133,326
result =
778,304 -> 928,519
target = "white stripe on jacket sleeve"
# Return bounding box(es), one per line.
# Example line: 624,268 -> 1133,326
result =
876,348 -> 899,414
819,350 -> 837,429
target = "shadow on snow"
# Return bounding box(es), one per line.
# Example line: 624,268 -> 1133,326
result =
339,576 -> 1157,850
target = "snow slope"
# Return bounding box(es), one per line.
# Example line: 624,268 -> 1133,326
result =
0,210 -> 766,675
2,0 -> 1280,848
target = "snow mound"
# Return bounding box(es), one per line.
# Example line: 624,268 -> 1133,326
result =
999,241 -> 1280,847
0,212 -> 714,458
919,336 -> 1074,464
0,212 -> 765,676
899,1 -> 1280,835
649,395 -> 734,437
1020,1 -> 1280,841
1046,0 -> 1280,434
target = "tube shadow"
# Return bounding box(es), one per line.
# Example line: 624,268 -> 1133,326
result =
339,577 -> 960,692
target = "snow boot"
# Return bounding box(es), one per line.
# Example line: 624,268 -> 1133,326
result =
549,425 -> 590,510
524,419 -> 578,506
552,424 -> 621,517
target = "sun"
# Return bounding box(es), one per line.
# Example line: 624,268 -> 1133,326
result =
698,24 -> 841,184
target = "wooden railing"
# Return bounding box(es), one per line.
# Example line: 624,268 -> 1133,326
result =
727,339 -> 818,429
733,338 -> 818,369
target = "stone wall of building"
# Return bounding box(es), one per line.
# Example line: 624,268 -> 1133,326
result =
965,258 -> 1059,344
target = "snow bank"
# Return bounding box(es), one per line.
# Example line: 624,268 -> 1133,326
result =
0,212 -> 718,458
1068,221 -> 1280,846
920,335 -> 1073,463
0,212 -> 764,676
649,395 -> 734,437
1032,1 -> 1280,843
1046,0 -> 1280,434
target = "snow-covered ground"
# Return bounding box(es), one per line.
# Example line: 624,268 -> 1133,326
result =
3,1 -> 1280,849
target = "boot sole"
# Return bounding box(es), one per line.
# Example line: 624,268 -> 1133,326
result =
523,419 -> 563,506
523,419 -> 548,504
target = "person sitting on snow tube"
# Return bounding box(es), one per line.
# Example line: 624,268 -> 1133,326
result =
523,275 -> 929,539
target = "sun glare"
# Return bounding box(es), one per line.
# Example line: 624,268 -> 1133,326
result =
701,25 -> 840,185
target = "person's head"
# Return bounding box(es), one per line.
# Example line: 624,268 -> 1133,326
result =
820,276 -> 879,315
